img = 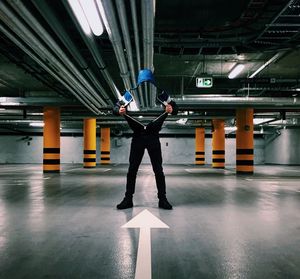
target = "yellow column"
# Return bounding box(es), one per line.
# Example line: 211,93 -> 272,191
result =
100,127 -> 111,164
83,118 -> 96,168
212,119 -> 225,168
43,107 -> 60,173
195,127 -> 205,165
236,108 -> 254,174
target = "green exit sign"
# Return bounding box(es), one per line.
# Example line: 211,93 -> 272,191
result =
196,77 -> 213,88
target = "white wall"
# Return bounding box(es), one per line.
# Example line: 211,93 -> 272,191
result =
0,136 -> 42,164
265,129 -> 300,165
0,135 -> 265,165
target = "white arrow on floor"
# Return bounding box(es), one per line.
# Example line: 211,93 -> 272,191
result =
122,209 -> 169,279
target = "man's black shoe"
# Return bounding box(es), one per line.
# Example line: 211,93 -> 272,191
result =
117,197 -> 133,209
158,199 -> 173,210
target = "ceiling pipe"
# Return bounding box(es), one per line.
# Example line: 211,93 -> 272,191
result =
141,0 -> 155,70
141,0 -> 156,107
60,1 -> 121,101
2,111 -> 300,123
0,2 -> 103,114
7,0 -> 108,107
0,97 -> 78,106
237,87 -> 300,92
129,0 -> 146,108
141,2 -> 149,106
130,0 -> 141,72
114,0 -> 136,87
175,97 -> 300,108
115,0 -> 145,108
0,23 -> 100,115
94,0 -> 138,105
31,0 -> 114,105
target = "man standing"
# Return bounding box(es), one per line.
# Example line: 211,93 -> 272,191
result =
113,69 -> 178,210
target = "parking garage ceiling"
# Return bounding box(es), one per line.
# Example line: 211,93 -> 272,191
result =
0,0 -> 300,134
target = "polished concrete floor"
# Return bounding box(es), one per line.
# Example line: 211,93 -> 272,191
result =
0,164 -> 300,279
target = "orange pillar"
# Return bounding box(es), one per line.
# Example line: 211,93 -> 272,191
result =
83,118 -> 97,168
236,108 -> 254,174
212,119 -> 225,168
100,127 -> 111,164
195,127 -> 205,165
43,107 -> 60,173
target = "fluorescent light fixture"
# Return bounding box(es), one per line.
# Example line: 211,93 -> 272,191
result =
95,0 -> 111,36
228,64 -> 245,79
79,0 -> 104,36
0,97 -> 20,105
176,118 -> 188,125
29,122 -> 44,127
253,118 -> 274,125
29,113 -> 43,116
67,0 -> 91,35
0,102 -> 20,106
225,126 -> 237,131
128,101 -> 139,111
260,126 -> 264,134
249,52 -> 282,78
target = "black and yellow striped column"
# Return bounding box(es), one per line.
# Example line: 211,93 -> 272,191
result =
100,127 -> 111,164
195,127 -> 205,165
83,118 -> 96,168
212,119 -> 225,168
236,108 -> 254,174
43,107 -> 60,173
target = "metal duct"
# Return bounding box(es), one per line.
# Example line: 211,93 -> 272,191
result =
130,0 -> 141,72
141,0 -> 156,107
115,0 -> 136,89
0,97 -> 78,106
95,0 -> 134,96
60,1 -> 121,101
31,0 -> 114,105
7,1 -> 107,107
129,0 -> 146,108
115,0 -> 145,108
0,23 -> 100,114
0,2 -> 103,113
175,97 -> 300,109
141,0 -> 155,70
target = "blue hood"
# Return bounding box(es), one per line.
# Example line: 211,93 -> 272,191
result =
137,69 -> 155,85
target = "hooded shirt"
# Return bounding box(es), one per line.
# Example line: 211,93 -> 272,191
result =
113,100 -> 178,136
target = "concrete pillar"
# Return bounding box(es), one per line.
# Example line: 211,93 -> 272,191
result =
236,108 -> 254,174
100,127 -> 111,164
43,107 -> 60,173
195,127 -> 205,165
212,119 -> 225,168
83,118 -> 96,168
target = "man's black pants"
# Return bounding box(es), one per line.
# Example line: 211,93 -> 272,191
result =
125,133 -> 166,199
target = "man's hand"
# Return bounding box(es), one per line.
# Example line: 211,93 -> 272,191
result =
119,105 -> 126,115
165,104 -> 173,114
